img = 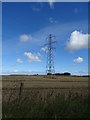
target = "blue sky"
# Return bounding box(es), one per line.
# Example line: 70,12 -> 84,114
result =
2,2 -> 88,75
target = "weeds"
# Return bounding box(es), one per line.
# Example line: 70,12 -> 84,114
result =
2,92 -> 88,119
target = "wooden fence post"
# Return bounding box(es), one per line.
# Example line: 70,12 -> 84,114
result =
18,82 -> 24,103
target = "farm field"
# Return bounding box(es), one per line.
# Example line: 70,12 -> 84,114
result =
2,75 -> 88,88
2,75 -> 88,119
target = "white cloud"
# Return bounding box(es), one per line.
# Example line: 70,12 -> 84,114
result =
1,0 -> 90,2
73,57 -> 84,63
24,52 -> 41,62
16,58 -> 23,64
41,46 -> 48,53
1,70 -> 32,75
48,0 -> 54,9
13,69 -> 19,73
20,34 -> 32,42
49,17 -> 57,24
1,69 -> 46,75
88,34 -> 90,47
10,64 -> 16,67
74,70 -> 88,75
32,21 -> 87,47
37,52 -> 41,57
66,30 -> 88,52
19,22 -> 87,49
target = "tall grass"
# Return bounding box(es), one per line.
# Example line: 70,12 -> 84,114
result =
2,92 -> 88,119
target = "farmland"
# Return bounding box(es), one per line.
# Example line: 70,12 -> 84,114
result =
2,75 -> 88,119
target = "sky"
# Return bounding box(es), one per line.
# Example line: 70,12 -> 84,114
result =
1,0 -> 89,2
2,2 -> 88,75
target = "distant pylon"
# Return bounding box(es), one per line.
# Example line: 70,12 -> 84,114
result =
45,34 -> 56,75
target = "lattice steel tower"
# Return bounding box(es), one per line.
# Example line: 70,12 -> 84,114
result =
45,34 -> 56,74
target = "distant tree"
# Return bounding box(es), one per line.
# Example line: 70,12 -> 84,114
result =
54,72 -> 71,76
64,72 -> 71,76
54,73 -> 60,75
47,73 -> 52,75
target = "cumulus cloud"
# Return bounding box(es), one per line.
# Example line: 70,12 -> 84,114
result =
66,30 -> 88,52
20,34 -> 32,42
24,52 -> 41,62
73,57 -> 84,63
41,46 -> 48,53
16,58 -> 23,64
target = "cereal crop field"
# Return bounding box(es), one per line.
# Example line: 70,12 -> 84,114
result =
2,75 -> 88,119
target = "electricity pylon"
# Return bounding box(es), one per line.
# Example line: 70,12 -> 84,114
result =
45,34 -> 56,75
